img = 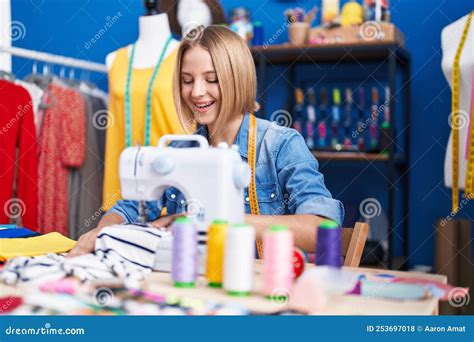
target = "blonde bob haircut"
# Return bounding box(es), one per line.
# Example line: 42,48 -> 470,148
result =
173,25 -> 259,135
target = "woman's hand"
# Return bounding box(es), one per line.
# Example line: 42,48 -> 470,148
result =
67,226 -> 102,258
149,213 -> 186,230
67,213 -> 184,258
67,212 -> 124,258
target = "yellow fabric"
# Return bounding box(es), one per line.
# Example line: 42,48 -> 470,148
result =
0,232 -> 76,260
103,46 -> 184,210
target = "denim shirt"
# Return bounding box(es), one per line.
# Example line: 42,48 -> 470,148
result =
109,114 -> 344,225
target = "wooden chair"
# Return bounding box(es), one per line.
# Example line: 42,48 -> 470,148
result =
341,222 -> 369,267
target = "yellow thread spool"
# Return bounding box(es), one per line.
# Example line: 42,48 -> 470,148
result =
206,220 -> 228,288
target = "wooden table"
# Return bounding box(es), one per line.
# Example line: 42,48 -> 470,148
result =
0,264 -> 446,315
144,263 -> 447,315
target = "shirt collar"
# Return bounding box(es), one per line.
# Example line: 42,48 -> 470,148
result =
195,113 -> 250,159
234,113 -> 249,158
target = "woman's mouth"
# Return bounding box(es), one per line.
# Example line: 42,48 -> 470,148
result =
193,101 -> 216,114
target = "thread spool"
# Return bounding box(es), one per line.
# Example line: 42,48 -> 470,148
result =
223,224 -> 255,296
315,220 -> 342,268
206,220 -> 228,288
263,225 -> 294,298
172,217 -> 197,287
293,247 -> 306,279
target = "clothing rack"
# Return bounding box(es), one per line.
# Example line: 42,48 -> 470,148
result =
0,45 -> 107,73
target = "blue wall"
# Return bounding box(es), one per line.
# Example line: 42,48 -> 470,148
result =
10,0 -> 474,267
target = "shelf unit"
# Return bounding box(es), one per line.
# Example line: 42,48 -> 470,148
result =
251,42 -> 411,269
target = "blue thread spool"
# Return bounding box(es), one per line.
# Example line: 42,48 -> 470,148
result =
252,21 -> 264,46
315,220 -> 342,268
172,217 -> 197,287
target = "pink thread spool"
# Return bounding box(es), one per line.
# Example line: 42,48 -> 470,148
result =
263,225 -> 294,299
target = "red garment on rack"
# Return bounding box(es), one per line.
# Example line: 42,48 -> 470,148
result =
37,83 -> 86,236
0,80 -> 39,230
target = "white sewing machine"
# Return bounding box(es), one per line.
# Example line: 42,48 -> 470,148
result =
119,135 -> 250,272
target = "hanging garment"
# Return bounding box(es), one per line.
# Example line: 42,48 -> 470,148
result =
14,80 -> 44,136
0,80 -> 39,231
0,232 -> 76,262
103,47 -> 184,210
79,81 -> 109,107
0,225 -> 165,285
37,82 -> 86,236
68,93 -> 107,239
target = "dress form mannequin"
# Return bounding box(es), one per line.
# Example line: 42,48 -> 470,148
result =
103,0 -> 186,210
442,12 -> 474,189
105,2 -> 179,70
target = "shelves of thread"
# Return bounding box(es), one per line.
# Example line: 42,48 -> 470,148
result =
250,43 -> 409,65
292,85 -> 392,159
251,40 -> 411,269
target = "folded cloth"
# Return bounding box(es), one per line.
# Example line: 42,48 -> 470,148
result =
393,277 -> 469,301
0,225 -> 164,286
0,224 -> 17,229
0,232 -> 76,261
0,228 -> 41,239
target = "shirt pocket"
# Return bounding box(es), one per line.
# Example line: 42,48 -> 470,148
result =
244,182 -> 282,215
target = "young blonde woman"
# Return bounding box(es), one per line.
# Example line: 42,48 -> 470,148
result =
69,25 -> 344,257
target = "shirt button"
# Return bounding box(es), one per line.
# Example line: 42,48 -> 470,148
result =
171,193 -> 176,199
245,197 -> 249,202
284,193 -> 289,199
270,193 -> 275,199
180,200 -> 185,205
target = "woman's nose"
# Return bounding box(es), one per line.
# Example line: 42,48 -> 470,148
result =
191,80 -> 206,98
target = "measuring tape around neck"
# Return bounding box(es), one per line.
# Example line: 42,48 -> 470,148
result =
247,113 -> 263,259
466,70 -> 474,199
452,11 -> 473,212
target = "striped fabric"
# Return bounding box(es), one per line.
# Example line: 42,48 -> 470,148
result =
0,225 -> 168,286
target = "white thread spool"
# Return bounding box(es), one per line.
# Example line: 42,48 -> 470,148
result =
223,224 -> 255,296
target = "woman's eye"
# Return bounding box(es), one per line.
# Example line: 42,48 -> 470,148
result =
207,79 -> 218,83
182,79 -> 193,84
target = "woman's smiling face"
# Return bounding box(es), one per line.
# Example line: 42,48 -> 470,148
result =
180,45 -> 221,127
